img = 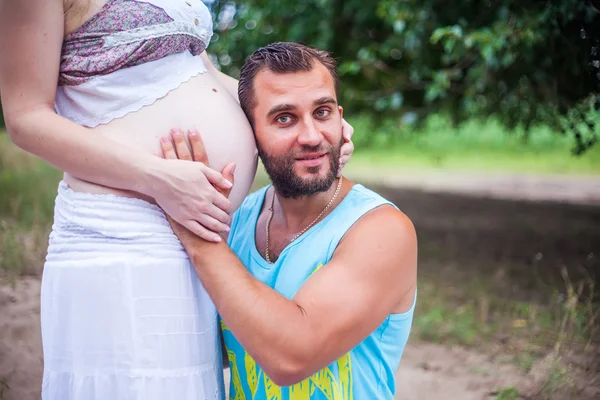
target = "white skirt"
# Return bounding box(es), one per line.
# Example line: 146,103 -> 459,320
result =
40,181 -> 224,400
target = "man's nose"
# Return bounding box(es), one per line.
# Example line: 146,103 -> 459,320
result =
297,119 -> 322,147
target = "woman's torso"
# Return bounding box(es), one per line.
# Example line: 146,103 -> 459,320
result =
60,0 -> 257,211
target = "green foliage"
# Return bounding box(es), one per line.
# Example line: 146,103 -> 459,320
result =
0,135 -> 61,278
0,144 -> 59,227
0,379 -> 9,400
494,385 -> 520,400
206,0 -> 600,153
344,114 -> 600,175
516,352 -> 537,373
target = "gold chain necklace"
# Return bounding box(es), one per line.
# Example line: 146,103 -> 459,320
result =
265,176 -> 343,264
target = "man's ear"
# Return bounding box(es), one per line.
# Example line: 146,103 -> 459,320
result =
338,105 -> 344,118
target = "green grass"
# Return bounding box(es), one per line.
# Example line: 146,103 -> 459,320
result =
411,275 -> 596,352
0,134 -> 62,281
493,386 -> 520,400
345,114 -> 600,175
0,379 -> 9,400
0,135 -> 61,227
411,274 -> 596,398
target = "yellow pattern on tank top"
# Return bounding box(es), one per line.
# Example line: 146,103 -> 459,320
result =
221,265 -> 354,400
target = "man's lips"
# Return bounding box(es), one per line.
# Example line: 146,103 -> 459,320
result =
295,152 -> 328,167
295,152 -> 327,161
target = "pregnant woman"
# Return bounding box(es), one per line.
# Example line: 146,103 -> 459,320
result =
0,0 -> 353,399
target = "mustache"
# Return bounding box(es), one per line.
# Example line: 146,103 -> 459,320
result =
291,144 -> 329,158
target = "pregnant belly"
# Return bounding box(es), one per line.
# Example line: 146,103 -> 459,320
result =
65,71 -> 258,212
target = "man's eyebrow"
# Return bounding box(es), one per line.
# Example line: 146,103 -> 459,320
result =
267,104 -> 296,118
314,96 -> 337,106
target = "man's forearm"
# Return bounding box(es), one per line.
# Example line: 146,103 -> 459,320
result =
182,237 -> 316,382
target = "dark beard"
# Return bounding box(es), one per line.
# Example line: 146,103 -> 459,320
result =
257,137 -> 343,199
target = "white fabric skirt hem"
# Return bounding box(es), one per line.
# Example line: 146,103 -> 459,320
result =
41,181 -> 224,400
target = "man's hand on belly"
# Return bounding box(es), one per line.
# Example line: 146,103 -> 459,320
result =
159,128 -> 235,247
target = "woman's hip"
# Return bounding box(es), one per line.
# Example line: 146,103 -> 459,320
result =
45,180 -> 186,260
41,182 -> 219,371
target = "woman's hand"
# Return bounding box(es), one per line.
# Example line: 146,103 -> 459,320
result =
155,128 -> 235,242
338,118 -> 355,177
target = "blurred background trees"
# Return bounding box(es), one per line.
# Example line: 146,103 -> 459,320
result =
204,0 -> 600,154
1,3 -> 599,398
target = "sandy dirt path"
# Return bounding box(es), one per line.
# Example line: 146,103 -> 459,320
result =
4,277 -> 593,400
2,171 -> 599,399
342,169 -> 600,206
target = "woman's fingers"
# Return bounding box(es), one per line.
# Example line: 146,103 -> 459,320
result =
209,192 -> 233,217
338,118 -> 356,176
338,139 -> 354,177
183,220 -> 222,243
195,213 -> 231,234
340,139 -> 354,160
341,118 -> 355,142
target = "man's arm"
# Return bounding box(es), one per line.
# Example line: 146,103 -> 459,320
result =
173,204 -> 417,386
160,129 -> 416,386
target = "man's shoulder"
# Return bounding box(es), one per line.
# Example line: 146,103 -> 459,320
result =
336,188 -> 417,278
321,183 -> 413,252
346,184 -> 395,206
343,184 -> 415,242
341,183 -> 399,217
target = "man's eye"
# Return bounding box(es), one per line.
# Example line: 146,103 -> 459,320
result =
277,115 -> 292,124
316,109 -> 330,118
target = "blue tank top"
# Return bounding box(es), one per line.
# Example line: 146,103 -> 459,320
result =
224,183 -> 416,400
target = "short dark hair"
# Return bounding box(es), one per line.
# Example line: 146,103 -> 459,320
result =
238,42 -> 340,127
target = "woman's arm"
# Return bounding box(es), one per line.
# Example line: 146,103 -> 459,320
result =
0,0 -> 233,241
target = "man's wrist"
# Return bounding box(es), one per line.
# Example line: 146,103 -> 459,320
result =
190,246 -> 211,273
188,237 -> 224,267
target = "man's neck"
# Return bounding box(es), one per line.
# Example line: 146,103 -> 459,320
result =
271,177 -> 344,234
